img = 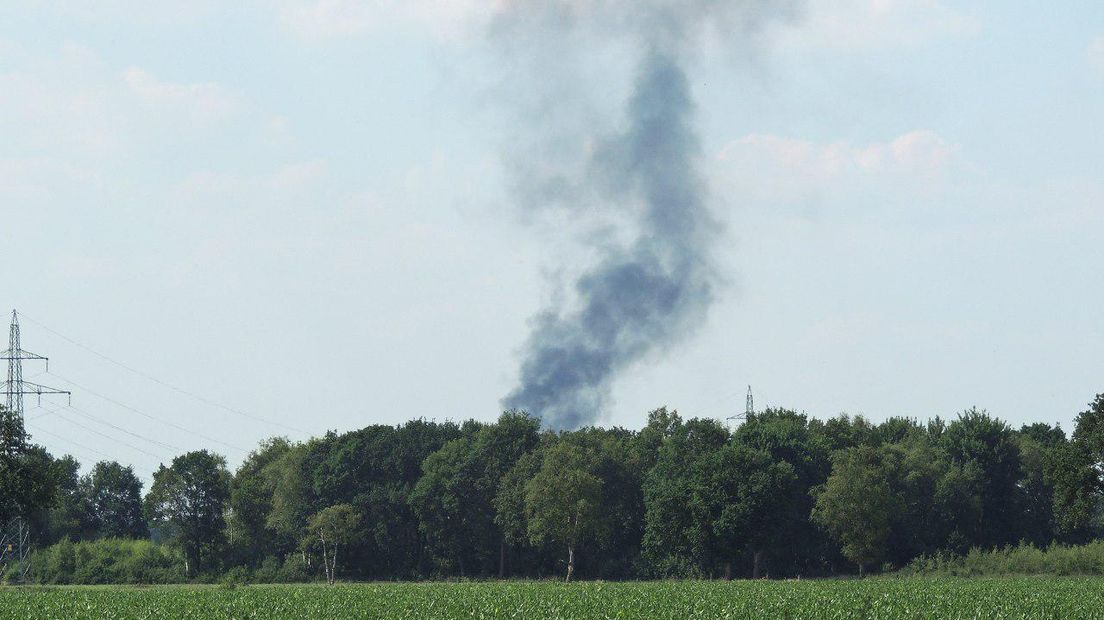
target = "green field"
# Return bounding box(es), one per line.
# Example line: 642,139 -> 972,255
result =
0,578 -> 1099,619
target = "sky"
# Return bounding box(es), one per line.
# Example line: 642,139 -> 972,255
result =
1,1 -> 1102,478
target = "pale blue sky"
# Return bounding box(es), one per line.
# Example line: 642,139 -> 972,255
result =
2,1 -> 1101,476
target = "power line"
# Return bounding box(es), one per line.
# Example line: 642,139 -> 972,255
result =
24,422 -> 113,460
18,312 -> 308,435
59,401 -> 183,453
36,402 -> 171,461
45,371 -> 248,453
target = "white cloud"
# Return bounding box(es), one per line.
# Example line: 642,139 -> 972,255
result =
122,67 -> 239,124
715,129 -> 959,211
725,129 -> 955,179
275,0 -> 497,41
781,0 -> 978,51
171,160 -> 329,212
276,0 -> 376,39
20,1 -> 221,25
1090,36 -> 1104,73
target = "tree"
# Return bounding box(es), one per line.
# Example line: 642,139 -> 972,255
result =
1039,396 -> 1104,541
734,408 -> 831,577
306,504 -> 361,585
264,441 -> 312,558
1015,433 -> 1058,546
229,437 -> 294,564
940,408 -> 1025,548
304,420 -> 461,579
145,450 -> 231,575
703,443 -> 795,579
410,437 -> 481,576
0,405 -> 31,522
411,411 -> 540,577
87,461 -> 146,539
812,446 -> 901,575
494,448 -> 544,574
43,455 -> 93,543
525,442 -> 603,581
641,417 -> 727,577
1047,441 -> 1100,540
1074,394 -> 1104,465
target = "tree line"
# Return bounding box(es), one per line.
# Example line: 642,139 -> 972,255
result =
2,393 -> 1104,583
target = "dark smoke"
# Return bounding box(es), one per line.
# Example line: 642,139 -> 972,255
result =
498,2 -> 799,429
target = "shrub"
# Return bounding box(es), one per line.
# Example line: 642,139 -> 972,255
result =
31,538 -> 183,585
906,540 -> 1104,576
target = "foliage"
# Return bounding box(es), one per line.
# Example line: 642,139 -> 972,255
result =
306,504 -> 361,584
409,412 -> 540,578
144,450 -> 231,575
30,538 -> 183,584
12,394 -> 1104,584
87,461 -> 147,539
525,442 -> 604,581
812,446 -> 901,573
907,540 -> 1104,577
8,579 -> 1104,618
228,437 -> 294,565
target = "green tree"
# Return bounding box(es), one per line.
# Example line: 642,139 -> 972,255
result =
264,441 -> 312,557
410,437 -> 480,575
494,448 -> 544,573
703,443 -> 796,579
43,455 -> 93,543
812,446 -> 901,574
0,405 -> 32,522
229,437 -> 294,564
304,420 -> 461,579
734,408 -> 831,577
145,450 -> 231,575
940,408 -> 1025,548
306,503 -> 361,585
87,461 -> 147,539
525,442 -> 603,581
641,417 -> 726,576
411,411 -> 540,577
1047,441 -> 1100,540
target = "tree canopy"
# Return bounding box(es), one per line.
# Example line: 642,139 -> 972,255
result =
9,395 -> 1104,583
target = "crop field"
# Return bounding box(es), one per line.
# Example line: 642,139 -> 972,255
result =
0,578 -> 1099,619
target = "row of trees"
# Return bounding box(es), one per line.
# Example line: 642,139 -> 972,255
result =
3,394 -> 1104,582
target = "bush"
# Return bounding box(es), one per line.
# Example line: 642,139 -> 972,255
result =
220,566 -> 253,587
254,556 -> 282,583
906,541 -> 1104,576
31,538 -> 183,585
278,553 -> 311,583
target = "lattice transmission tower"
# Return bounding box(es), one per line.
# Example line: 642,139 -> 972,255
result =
726,385 -> 754,427
1,310 -> 70,419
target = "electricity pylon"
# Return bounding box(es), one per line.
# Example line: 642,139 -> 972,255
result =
1,310 -> 70,419
0,517 -> 31,583
726,385 -> 754,427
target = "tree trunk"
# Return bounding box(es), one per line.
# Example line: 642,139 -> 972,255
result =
499,538 -> 506,579
752,550 -> 763,579
859,563 -> 865,578
566,546 -> 575,583
724,561 -> 732,581
319,529 -> 332,585
330,543 -> 339,585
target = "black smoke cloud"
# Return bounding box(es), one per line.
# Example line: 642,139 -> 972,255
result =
498,2 -> 799,429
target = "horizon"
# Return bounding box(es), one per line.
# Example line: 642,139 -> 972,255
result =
2,1 -> 1101,479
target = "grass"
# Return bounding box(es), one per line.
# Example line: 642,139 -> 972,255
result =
0,577 -> 1100,619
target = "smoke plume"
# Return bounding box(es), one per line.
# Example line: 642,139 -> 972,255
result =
498,1 -> 798,429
